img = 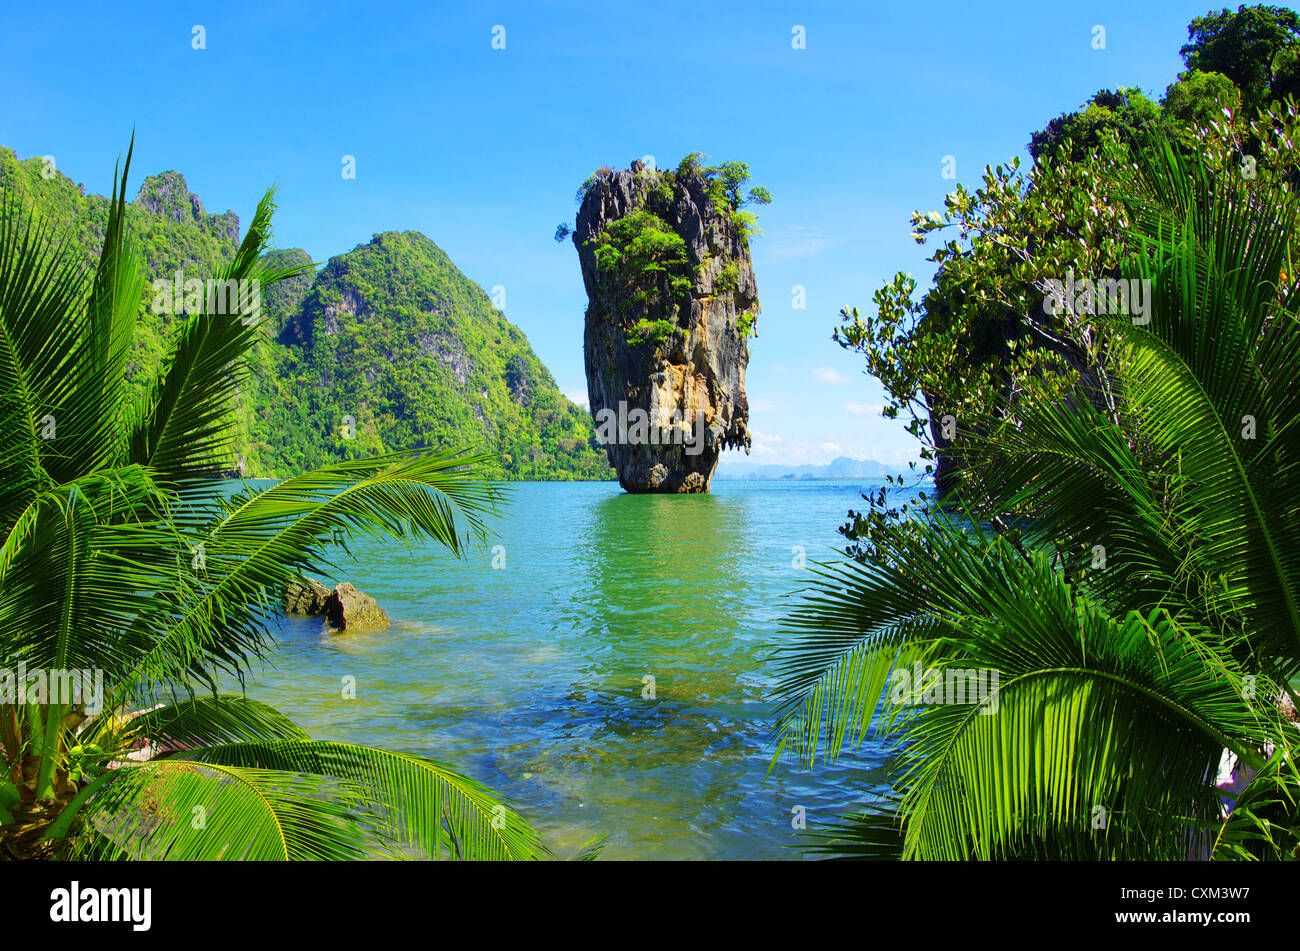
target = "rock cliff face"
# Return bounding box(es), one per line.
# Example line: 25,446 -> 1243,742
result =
574,158 -> 757,493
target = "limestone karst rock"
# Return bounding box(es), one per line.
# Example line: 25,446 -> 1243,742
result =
574,157 -> 758,493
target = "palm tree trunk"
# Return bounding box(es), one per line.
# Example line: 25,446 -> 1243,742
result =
0,795 -> 71,860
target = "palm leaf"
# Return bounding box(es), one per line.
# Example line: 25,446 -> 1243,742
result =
192,740 -> 544,860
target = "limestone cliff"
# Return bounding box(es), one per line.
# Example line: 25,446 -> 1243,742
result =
574,157 -> 759,493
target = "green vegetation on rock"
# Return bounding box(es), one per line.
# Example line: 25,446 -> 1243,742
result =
592,208 -> 694,321
570,154 -> 769,348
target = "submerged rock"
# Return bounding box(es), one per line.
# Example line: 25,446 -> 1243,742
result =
284,577 -> 331,616
573,156 -> 758,493
322,582 -> 390,633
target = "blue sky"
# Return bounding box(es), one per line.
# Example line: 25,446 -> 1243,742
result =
2,0 -> 1236,466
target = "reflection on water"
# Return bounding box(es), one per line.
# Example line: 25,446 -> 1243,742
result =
232,480 -> 894,859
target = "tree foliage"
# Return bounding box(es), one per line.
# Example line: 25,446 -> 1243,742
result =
1182,3 -> 1300,113
835,3 -> 1300,519
779,132 -> 1300,861
0,141 -> 545,861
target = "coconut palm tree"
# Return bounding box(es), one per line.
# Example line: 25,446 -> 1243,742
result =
774,133 -> 1300,860
0,140 -> 542,860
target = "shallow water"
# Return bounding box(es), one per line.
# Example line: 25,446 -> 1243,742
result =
236,479 -> 895,859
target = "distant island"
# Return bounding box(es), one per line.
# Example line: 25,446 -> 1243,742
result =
714,456 -> 916,481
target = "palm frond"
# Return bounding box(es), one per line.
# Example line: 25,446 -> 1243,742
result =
0,467 -> 188,678
0,182 -> 93,525
88,694 -> 309,752
192,740 -> 545,860
42,137 -> 142,484
64,759 -> 380,860
117,448 -> 503,697
123,187 -> 298,503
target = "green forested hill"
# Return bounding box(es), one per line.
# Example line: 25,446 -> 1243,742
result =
259,231 -> 609,478
0,145 -> 612,480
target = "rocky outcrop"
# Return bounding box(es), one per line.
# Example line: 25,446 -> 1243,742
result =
574,158 -> 757,493
284,577 -> 331,615
285,577 -> 389,633
134,170 -> 240,243
322,582 -> 390,633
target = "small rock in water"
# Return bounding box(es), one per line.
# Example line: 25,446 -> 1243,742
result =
284,577 -> 331,615
322,582 -> 391,634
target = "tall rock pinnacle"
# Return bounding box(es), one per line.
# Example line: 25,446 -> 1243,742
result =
573,156 -> 759,493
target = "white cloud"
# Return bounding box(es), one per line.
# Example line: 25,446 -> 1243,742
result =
844,401 -> 884,416
766,226 -> 842,261
747,428 -> 783,456
812,367 -> 851,384
563,389 -> 589,409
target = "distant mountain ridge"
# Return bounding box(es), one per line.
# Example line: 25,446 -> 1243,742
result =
715,456 -> 913,480
0,145 -> 612,480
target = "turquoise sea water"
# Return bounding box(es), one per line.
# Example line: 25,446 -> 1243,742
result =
236,479 -> 894,859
